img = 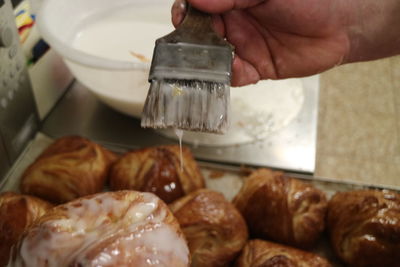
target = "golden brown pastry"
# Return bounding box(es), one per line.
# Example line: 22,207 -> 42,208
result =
0,192 -> 53,267
110,145 -> 205,203
327,189 -> 400,267
169,189 -> 248,267
20,136 -> 118,203
235,239 -> 332,267
9,190 -> 190,267
233,168 -> 327,248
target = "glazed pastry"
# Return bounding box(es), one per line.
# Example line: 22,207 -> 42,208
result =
20,136 -> 118,203
235,239 -> 332,267
233,168 -> 327,248
9,190 -> 190,267
110,145 -> 205,203
0,192 -> 53,267
169,189 -> 248,267
327,189 -> 400,267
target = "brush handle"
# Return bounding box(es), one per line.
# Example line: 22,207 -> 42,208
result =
158,4 -> 230,46
179,5 -> 214,36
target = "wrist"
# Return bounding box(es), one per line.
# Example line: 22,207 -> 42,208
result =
343,0 -> 400,63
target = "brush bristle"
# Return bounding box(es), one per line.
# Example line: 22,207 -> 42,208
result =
141,79 -> 230,134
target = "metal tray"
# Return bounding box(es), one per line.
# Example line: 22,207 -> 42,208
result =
2,133 -> 399,266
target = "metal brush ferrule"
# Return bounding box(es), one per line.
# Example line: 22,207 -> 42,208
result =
149,42 -> 233,84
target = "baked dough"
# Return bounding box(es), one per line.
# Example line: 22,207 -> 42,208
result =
233,168 -> 327,248
327,189 -> 400,267
110,145 -> 204,203
169,189 -> 248,267
235,239 -> 332,267
20,136 -> 117,203
0,192 -> 53,266
8,190 -> 190,267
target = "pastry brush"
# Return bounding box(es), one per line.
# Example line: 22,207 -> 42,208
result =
141,4 -> 234,134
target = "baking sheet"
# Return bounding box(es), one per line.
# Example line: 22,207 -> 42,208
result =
2,132 -> 399,266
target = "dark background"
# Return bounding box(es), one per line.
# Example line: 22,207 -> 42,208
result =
11,0 -> 23,7
1,0 -> 24,8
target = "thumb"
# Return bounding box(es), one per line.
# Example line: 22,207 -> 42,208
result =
188,0 -> 266,13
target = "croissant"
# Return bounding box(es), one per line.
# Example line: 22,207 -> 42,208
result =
0,192 -> 53,266
8,190 -> 190,267
20,136 -> 118,203
327,189 -> 400,267
110,145 -> 205,203
169,189 -> 248,267
235,239 -> 332,267
233,168 -> 327,248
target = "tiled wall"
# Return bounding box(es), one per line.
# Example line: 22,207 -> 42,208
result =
315,56 -> 400,188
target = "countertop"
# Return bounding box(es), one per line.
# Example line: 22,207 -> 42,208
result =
315,55 -> 400,188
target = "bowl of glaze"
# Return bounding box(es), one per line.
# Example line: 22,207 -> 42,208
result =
36,0 -> 175,117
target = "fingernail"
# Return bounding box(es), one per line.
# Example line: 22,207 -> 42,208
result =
172,0 -> 187,25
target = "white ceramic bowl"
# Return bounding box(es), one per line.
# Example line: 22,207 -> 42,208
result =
37,0 -> 175,117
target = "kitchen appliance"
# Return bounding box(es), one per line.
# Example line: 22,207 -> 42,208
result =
0,0 -> 39,179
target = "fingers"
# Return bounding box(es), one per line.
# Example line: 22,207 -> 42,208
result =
224,10 -> 277,80
231,56 -> 261,86
211,15 -> 226,37
189,0 -> 266,13
171,0 -> 226,35
171,0 -> 266,26
171,0 -> 186,27
170,0 -> 271,86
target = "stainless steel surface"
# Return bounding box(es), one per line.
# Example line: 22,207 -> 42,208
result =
41,79 -> 318,173
0,0 -> 39,165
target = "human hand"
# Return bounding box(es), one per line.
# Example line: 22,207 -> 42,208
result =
172,0 -> 350,86
172,0 -> 400,86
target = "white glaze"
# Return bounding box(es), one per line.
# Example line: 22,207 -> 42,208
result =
175,129 -> 184,172
72,8 -> 173,64
9,192 -> 189,267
